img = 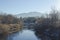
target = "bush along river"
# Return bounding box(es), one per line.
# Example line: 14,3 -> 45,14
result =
8,27 -> 60,40
0,26 -> 60,40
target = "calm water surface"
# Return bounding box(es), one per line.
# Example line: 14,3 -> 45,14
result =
8,29 -> 40,40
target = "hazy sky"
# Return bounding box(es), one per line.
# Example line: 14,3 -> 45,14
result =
0,0 -> 59,14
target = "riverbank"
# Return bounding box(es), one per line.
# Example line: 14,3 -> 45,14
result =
0,24 -> 22,34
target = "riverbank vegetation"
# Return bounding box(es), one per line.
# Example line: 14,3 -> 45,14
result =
21,9 -> 60,40
0,14 -> 23,34
0,9 -> 60,40
34,10 -> 60,40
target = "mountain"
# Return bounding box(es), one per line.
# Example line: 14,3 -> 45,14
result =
16,12 -> 45,18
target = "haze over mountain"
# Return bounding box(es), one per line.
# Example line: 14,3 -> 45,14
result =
16,12 -> 46,18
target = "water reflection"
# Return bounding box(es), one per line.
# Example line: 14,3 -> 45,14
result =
0,28 -> 60,40
34,27 -> 60,40
0,33 -> 8,40
7,31 -> 22,40
7,29 -> 38,40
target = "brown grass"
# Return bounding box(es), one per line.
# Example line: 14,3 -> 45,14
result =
0,24 -> 22,34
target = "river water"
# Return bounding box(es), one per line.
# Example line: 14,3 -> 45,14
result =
0,28 -> 59,40
7,29 -> 41,40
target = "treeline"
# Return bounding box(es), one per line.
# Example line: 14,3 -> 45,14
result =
0,14 -> 20,24
34,10 -> 60,40
35,9 -> 60,27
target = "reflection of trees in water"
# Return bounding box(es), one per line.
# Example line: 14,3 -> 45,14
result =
34,26 -> 60,40
0,33 -> 8,40
0,32 -> 20,40
7,31 -> 20,40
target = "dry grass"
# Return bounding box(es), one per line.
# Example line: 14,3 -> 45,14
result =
0,24 -> 22,34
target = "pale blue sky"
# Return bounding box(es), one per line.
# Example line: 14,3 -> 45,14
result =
0,0 -> 56,14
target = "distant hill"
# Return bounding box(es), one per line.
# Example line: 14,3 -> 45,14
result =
16,12 -> 46,18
